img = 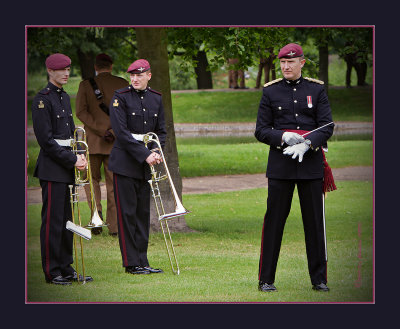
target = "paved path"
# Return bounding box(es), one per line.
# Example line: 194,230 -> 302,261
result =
26,166 -> 373,205
27,121 -> 372,140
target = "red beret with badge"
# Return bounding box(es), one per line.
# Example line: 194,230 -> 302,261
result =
278,43 -> 304,59
127,59 -> 151,74
45,53 -> 71,70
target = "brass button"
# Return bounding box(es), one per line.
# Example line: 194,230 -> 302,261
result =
143,109 -> 146,111
297,126 -> 300,129
295,113 -> 298,117
132,113 -> 135,115
278,106 -> 282,110
294,100 -> 297,103
293,88 -> 296,91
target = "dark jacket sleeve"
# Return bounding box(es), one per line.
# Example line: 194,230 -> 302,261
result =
32,96 -> 77,169
254,88 -> 285,147
109,93 -> 152,163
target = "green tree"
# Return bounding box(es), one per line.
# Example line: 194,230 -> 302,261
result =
136,27 -> 191,232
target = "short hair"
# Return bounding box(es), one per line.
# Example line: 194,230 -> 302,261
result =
95,54 -> 113,70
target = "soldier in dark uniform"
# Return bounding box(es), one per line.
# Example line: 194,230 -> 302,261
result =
109,59 -> 167,275
32,53 -> 93,285
255,43 -> 335,292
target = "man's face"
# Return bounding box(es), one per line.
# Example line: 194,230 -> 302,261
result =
130,71 -> 151,90
47,67 -> 70,88
280,57 -> 305,80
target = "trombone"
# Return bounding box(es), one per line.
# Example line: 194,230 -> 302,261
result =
65,127 -> 107,283
73,127 -> 108,230
143,132 -> 190,275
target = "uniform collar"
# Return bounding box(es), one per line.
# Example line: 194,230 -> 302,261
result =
283,76 -> 303,86
133,86 -> 148,94
47,82 -> 64,93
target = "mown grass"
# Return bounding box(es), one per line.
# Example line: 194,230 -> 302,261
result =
26,85 -> 373,127
26,139 -> 372,187
26,180 -> 373,303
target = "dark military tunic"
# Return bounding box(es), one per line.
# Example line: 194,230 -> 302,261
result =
31,82 -> 77,281
255,76 -> 334,179
109,86 -> 166,180
255,76 -> 334,286
109,85 -> 167,268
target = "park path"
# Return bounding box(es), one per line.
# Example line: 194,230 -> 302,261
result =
26,166 -> 373,205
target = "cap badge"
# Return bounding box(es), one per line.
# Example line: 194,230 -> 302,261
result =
138,67 -> 145,72
38,100 -> 44,109
113,99 -> 119,107
307,96 -> 313,108
288,51 -> 296,57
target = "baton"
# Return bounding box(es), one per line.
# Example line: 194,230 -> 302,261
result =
300,122 -> 334,137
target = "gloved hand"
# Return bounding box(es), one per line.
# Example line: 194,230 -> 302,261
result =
282,132 -> 305,145
103,129 -> 115,143
283,142 -> 310,162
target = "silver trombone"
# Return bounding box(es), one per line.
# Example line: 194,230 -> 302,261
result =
143,132 -> 190,275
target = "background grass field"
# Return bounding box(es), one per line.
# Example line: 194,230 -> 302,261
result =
27,180 -> 373,303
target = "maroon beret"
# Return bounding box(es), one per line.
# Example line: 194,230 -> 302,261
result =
127,59 -> 150,74
278,43 -> 304,59
96,53 -> 113,64
45,53 -> 71,70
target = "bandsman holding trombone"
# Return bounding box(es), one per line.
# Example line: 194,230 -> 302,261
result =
32,53 -> 93,285
109,59 -> 167,275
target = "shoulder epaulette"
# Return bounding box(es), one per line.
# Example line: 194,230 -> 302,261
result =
116,85 -> 131,94
264,78 -> 283,88
304,77 -> 324,85
39,87 -> 51,95
148,87 -> 162,95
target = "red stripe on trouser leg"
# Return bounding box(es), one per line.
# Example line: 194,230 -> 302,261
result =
258,215 -> 266,281
45,182 -> 52,279
114,174 -> 128,266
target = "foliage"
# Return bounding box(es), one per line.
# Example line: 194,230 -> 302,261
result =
167,27 -> 292,73
27,27 -> 136,75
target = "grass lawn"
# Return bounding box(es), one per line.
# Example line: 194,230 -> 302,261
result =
26,86 -> 373,126
26,139 -> 372,187
26,180 -> 373,303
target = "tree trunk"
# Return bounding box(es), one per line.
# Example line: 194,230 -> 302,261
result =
193,50 -> 213,89
318,44 -> 329,94
135,27 -> 193,233
355,61 -> 367,86
76,49 -> 95,80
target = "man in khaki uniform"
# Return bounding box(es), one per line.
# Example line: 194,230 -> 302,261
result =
76,53 -> 129,235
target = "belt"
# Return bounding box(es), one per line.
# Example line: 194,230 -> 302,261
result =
131,133 -> 145,141
54,138 -> 73,147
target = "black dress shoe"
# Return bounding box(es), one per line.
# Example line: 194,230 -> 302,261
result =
64,272 -> 93,283
258,281 -> 277,292
125,266 -> 151,275
143,266 -> 164,273
45,275 -> 72,285
312,283 -> 330,291
109,232 -> 118,237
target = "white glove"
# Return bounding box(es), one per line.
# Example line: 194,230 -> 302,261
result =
282,132 -> 305,146
283,142 -> 310,162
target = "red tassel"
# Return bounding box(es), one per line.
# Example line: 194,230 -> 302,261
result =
322,152 -> 337,193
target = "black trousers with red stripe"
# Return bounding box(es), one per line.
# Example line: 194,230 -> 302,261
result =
113,173 -> 151,268
39,180 -> 74,281
258,178 -> 327,286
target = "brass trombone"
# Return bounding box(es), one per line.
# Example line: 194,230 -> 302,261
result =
143,132 -> 190,275
65,127 -> 107,283
73,127 -> 108,230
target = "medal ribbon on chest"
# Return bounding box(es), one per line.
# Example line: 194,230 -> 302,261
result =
307,96 -> 313,108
